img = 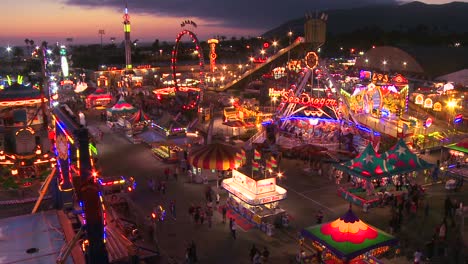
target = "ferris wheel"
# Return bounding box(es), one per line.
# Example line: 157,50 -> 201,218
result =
170,25 -> 205,110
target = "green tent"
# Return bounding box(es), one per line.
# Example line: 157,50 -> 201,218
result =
302,207 -> 397,262
334,144 -> 394,180
381,139 -> 434,174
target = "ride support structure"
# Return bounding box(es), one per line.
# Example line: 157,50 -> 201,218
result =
52,105 -> 109,263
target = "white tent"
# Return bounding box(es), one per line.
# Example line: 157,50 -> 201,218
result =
436,69 -> 468,87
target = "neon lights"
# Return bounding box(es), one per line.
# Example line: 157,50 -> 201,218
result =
454,114 -> 463,124
0,98 -> 45,106
15,127 -> 35,136
423,98 -> 433,108
415,94 -> 424,105
172,29 -> 205,94
207,39 -> 219,73
53,115 -> 75,144
433,102 -> 442,112
305,51 -> 319,69
280,90 -> 338,108
89,143 -> 98,156
371,72 -> 389,84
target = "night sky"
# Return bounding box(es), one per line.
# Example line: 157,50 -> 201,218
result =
2,0 -> 466,46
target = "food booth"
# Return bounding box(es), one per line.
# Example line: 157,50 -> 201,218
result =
221,170 -> 287,233
85,89 -> 112,109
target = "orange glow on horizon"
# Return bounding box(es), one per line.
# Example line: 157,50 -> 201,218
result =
2,0 -> 259,45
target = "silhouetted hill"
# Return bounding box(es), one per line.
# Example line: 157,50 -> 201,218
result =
263,1 -> 468,38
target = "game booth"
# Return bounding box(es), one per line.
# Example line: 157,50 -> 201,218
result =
85,88 -> 112,109
151,143 -> 184,163
188,143 -> 244,184
334,140 -> 433,208
150,113 -> 187,138
106,97 -> 138,128
221,170 -> 287,235
301,207 -> 397,264
123,109 -> 152,143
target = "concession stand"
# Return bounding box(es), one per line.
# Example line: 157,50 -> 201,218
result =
221,170 -> 287,233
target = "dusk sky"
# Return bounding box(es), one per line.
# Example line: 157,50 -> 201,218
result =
2,0 -> 466,46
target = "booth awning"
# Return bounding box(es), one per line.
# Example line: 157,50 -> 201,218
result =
334,144 -> 394,179
188,143 -> 241,170
107,97 -> 137,114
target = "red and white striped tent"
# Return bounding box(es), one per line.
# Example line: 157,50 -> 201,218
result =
188,143 -> 243,171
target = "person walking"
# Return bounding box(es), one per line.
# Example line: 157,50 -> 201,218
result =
249,244 -> 258,261
262,247 -> 270,263
231,219 -> 237,239
194,209 -> 200,224
200,210 -> 205,225
413,248 -> 423,264
316,210 -> 324,224
174,166 -> 179,181
216,193 -> 220,208
222,206 -> 227,224
170,200 -> 176,220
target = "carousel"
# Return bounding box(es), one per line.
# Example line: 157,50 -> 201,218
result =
301,206 -> 397,264
188,143 -> 243,184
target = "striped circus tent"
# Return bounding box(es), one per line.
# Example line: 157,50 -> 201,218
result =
188,143 -> 242,170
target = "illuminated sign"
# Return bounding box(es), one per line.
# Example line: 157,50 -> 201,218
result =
372,73 -> 389,84
359,70 -> 372,80
281,90 -> 338,108
269,88 -> 286,97
454,114 -> 463,124
424,117 -> 432,128
305,52 -> 319,69
207,39 -> 219,73
423,98 -> 433,108
433,102 -> 442,112
232,170 -> 257,194
259,195 -> 282,204
392,74 -> 408,84
60,80 -> 74,86
256,178 -> 276,194
415,94 -> 424,105
288,60 -> 302,72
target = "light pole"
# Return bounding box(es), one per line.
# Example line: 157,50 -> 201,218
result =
286,31 -> 293,90
272,41 -> 278,54
271,97 -> 278,112
260,49 -> 266,60
382,60 -> 387,72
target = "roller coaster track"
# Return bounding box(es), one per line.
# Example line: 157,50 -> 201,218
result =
217,37 -> 306,91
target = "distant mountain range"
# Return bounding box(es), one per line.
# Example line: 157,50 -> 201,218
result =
263,1 -> 468,38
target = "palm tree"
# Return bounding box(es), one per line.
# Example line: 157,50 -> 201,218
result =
24,38 -> 30,56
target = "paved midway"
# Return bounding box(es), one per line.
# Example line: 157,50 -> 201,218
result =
87,109 -> 467,263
